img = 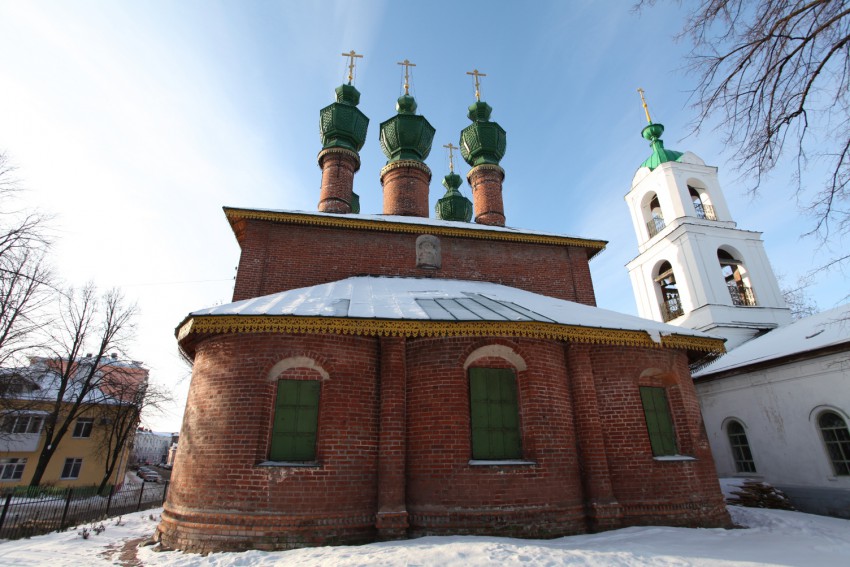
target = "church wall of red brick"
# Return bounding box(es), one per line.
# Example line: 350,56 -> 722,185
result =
158,331 -> 729,552
404,337 -> 586,537
159,333 -> 381,552
589,345 -> 729,527
230,219 -> 596,305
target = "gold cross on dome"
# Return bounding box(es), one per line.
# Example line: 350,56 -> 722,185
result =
637,87 -> 652,123
466,68 -> 487,101
341,50 -> 363,84
443,142 -> 459,172
397,59 -> 416,95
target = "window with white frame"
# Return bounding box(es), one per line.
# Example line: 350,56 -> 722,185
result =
61,458 -> 83,479
72,418 -> 94,438
727,420 -> 756,473
818,411 -> 850,476
0,413 -> 45,434
0,458 -> 27,480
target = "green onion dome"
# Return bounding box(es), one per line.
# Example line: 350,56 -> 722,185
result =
640,122 -> 683,171
319,83 -> 369,152
460,101 -> 507,167
435,172 -> 473,222
379,95 -> 436,162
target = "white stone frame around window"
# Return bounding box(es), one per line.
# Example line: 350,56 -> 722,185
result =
810,406 -> 850,478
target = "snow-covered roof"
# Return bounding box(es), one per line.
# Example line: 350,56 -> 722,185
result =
694,303 -> 850,377
183,276 -> 716,347
223,207 -> 607,256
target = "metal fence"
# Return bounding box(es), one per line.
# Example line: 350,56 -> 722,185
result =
0,480 -> 168,540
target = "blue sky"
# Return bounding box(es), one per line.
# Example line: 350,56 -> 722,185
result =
1,1 -> 846,431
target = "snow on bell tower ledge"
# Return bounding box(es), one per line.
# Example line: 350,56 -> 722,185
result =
624,90 -> 791,351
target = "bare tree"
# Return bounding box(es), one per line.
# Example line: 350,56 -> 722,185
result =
93,374 -> 171,494
27,285 -> 137,487
780,273 -> 820,319
642,1 -> 850,253
0,151 -> 53,370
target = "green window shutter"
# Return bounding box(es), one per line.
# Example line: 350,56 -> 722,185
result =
270,380 -> 320,461
640,386 -> 677,456
469,368 -> 521,460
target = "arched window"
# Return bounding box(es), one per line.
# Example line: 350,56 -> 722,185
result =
654,261 -> 683,321
645,194 -> 666,237
270,379 -> 320,462
688,185 -> 716,220
639,386 -> 677,456
266,357 -> 327,463
469,367 -> 521,460
818,411 -> 850,476
718,249 -> 757,306
727,420 -> 756,473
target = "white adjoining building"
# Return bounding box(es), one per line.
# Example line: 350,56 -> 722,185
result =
625,112 -> 850,518
131,429 -> 171,465
693,304 -> 850,516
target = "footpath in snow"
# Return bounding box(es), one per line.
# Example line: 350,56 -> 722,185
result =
0,505 -> 848,566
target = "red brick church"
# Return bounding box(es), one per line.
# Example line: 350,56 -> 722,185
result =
156,64 -> 730,553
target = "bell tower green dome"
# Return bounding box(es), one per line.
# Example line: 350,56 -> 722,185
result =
379,94 -> 436,163
319,83 -> 370,152
639,122 -> 684,171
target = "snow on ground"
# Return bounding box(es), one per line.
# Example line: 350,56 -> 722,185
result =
0,506 -> 848,566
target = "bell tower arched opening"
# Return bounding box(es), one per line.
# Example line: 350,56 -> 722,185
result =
717,248 -> 757,306
688,183 -> 716,221
642,192 -> 666,238
654,261 -> 683,322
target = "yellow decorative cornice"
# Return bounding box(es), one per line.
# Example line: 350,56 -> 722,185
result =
177,315 -> 725,354
223,207 -> 607,252
380,159 -> 432,179
467,163 -> 505,181
317,147 -> 361,172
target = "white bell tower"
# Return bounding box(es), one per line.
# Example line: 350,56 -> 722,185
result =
625,98 -> 790,350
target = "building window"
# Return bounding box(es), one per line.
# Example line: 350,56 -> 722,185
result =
61,458 -> 82,479
645,194 -> 666,238
469,368 -> 521,460
0,413 -> 45,434
819,411 -> 850,476
655,261 -> 684,322
269,379 -> 320,461
688,185 -> 717,220
639,386 -> 677,456
727,420 -> 757,473
72,418 -> 94,438
718,249 -> 757,306
0,458 -> 26,481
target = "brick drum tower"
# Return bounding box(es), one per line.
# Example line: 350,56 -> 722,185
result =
156,58 -> 731,553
